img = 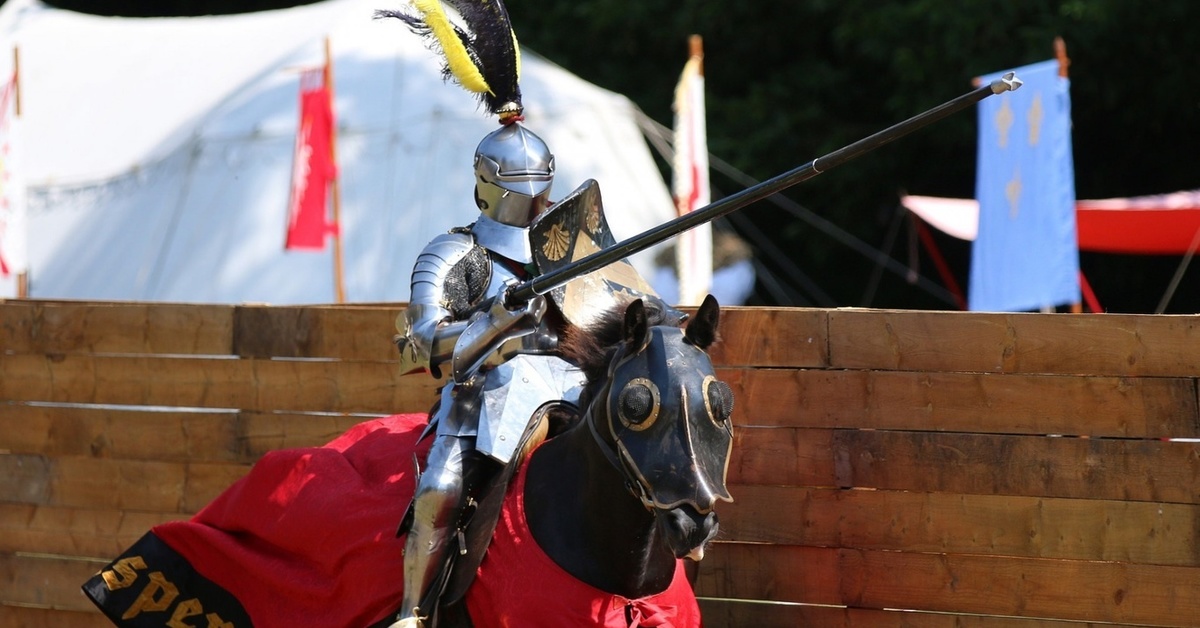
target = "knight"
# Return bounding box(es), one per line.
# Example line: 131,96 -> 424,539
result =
379,3 -> 677,626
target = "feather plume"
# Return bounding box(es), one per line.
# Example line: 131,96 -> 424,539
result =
377,0 -> 523,120
411,0 -> 491,94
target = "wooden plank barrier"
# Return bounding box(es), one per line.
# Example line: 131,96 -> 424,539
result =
2,300 -> 1198,627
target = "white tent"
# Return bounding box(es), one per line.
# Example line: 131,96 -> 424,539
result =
0,0 -> 676,303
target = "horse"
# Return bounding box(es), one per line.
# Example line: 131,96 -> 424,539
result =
427,294 -> 734,627
82,296 -> 734,628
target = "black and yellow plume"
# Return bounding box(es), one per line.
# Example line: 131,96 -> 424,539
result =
377,0 -> 524,123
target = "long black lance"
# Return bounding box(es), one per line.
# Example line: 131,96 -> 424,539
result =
504,72 -> 1022,307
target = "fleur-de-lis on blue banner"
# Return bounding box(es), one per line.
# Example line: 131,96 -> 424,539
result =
969,59 -> 1079,312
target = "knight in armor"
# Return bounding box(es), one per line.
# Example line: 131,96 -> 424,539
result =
379,3 -> 676,626
392,119 -> 586,628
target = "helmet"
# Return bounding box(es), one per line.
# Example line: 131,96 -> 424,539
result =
473,123 -> 555,227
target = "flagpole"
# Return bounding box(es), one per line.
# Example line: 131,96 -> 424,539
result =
1054,36 -> 1070,79
324,37 -> 346,304
13,46 -> 27,299
1055,36 -> 1083,313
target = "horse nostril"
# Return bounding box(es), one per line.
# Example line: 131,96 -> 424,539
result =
700,512 -> 719,542
660,506 -> 719,559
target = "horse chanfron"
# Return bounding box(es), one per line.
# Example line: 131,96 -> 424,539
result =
603,295 -> 735,558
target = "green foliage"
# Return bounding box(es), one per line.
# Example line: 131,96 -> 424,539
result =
508,0 -> 1200,311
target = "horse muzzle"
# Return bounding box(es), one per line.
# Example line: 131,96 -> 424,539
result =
657,505 -> 719,561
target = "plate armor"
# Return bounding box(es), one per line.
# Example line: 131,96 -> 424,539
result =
398,221 -> 587,464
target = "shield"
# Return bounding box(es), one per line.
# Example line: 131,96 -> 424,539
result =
529,179 -> 660,328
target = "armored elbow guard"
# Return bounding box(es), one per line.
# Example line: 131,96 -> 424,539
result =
398,232 -> 490,377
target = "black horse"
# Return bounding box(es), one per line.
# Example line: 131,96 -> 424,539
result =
533,294 -> 732,586
429,294 -> 734,626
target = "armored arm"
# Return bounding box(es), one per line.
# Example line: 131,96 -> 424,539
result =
396,233 -> 475,378
449,292 -> 548,381
396,232 -> 553,381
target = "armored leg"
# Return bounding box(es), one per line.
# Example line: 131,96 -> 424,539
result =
390,434 -> 471,628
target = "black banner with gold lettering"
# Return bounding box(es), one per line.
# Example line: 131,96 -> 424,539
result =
83,532 -> 252,627
80,413 -> 431,628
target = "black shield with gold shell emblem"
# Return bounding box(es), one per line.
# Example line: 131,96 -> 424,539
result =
529,179 -> 660,328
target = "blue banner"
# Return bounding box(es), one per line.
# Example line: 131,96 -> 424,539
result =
969,59 -> 1079,312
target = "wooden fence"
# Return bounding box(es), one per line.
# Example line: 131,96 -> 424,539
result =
2,299 -> 1198,627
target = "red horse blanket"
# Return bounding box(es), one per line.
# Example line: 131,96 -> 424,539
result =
466,438 -> 699,627
82,414 -> 700,627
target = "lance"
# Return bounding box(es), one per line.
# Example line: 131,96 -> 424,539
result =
504,72 -> 1022,307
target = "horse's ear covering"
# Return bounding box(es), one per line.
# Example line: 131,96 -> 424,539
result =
685,294 -> 720,349
623,298 -> 650,352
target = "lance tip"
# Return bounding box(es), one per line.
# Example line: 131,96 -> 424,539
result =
990,72 -> 1023,94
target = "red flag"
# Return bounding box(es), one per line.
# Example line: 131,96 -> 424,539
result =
285,69 -> 337,250
0,68 -> 27,286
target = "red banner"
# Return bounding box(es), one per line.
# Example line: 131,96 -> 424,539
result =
285,70 -> 337,250
1,69 -> 27,290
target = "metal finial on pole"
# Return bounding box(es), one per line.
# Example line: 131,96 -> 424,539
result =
990,71 -> 1022,94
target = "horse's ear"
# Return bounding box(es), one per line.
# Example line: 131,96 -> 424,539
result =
623,298 -> 651,353
685,294 -> 720,349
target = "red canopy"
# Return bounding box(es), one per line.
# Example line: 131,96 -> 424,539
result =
902,189 -> 1200,254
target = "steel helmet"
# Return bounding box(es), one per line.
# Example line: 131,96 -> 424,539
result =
473,123 -> 555,227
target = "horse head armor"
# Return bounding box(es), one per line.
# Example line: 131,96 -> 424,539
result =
602,295 -> 734,517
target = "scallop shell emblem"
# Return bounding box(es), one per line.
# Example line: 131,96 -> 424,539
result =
586,206 -> 601,234
542,222 -> 571,261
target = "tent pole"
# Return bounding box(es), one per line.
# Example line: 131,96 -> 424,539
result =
1078,270 -> 1102,313
859,203 -> 905,306
912,214 -> 966,310
1154,225 -> 1200,314
325,37 -> 346,304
